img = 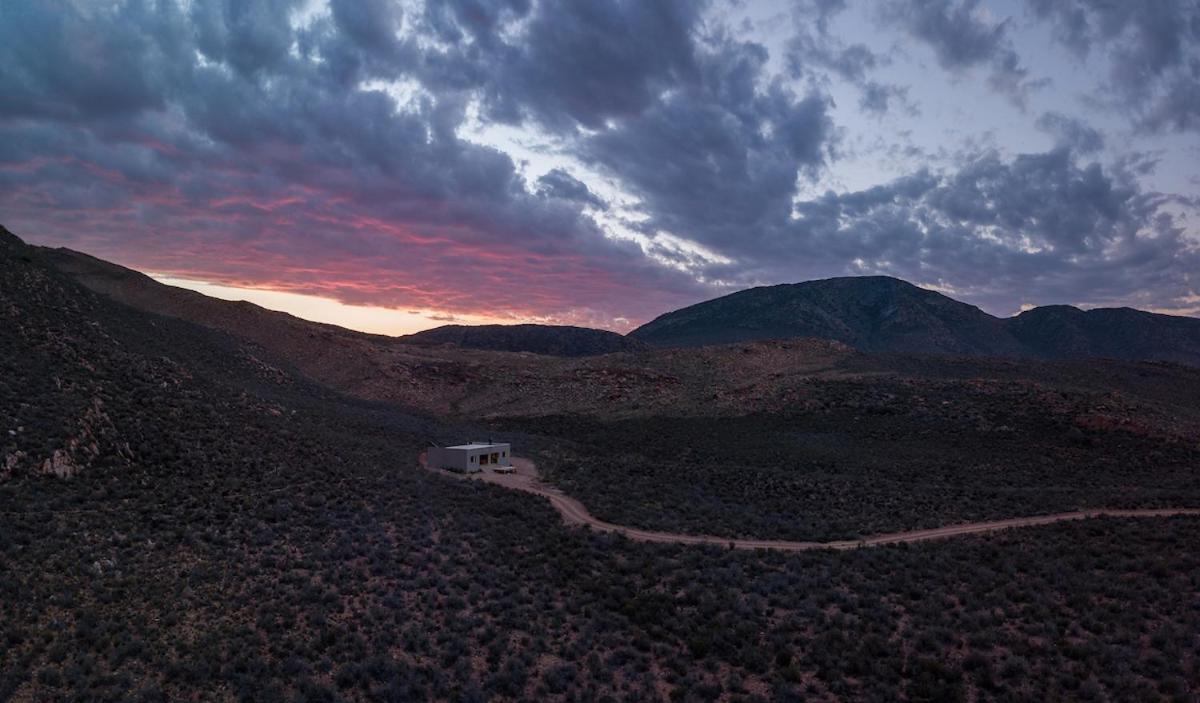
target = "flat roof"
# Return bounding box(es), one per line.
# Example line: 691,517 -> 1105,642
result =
444,443 -> 509,451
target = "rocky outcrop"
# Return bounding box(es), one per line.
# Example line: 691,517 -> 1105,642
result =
34,397 -> 131,479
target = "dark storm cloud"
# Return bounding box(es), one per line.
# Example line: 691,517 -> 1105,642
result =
0,0 -> 706,326
191,0 -> 298,77
413,0 -> 705,132
881,0 -> 1043,107
328,0 -> 405,54
770,148 -> 1200,314
404,0 -> 843,271
421,0 -> 530,46
537,170 -> 608,211
0,1 -> 192,121
578,34 -> 836,263
0,0 -> 1195,327
1026,0 -> 1200,132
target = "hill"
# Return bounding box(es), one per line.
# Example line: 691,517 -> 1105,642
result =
34,239 -> 1200,423
629,276 -> 1026,355
1009,304 -> 1200,365
1,226 -> 445,483
629,276 -> 1200,365
401,323 -> 646,356
36,247 -> 408,393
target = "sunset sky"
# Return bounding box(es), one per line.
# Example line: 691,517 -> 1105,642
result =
2,0 -> 1198,334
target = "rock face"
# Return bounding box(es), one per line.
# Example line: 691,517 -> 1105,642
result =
401,324 -> 647,357
36,398 -> 129,479
630,276 -> 1200,366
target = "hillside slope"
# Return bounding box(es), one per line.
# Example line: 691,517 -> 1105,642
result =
1,227 -> 459,482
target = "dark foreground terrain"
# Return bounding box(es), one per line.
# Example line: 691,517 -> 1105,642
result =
501,365 -> 1200,540
4,226 -> 1200,701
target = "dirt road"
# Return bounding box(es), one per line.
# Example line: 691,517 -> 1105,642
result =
420,454 -> 1200,551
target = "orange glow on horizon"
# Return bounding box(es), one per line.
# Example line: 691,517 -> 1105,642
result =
151,275 -> 523,336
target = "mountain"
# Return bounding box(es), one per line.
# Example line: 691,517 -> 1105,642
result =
630,276 -> 1027,356
401,323 -> 646,356
629,276 -> 1200,366
1008,305 -> 1200,366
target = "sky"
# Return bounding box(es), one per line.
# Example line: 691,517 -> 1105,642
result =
2,0 -> 1198,335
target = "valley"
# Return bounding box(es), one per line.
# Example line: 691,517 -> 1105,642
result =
3,225 -> 1200,701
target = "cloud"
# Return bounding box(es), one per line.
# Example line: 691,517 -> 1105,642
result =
1026,0 -> 1200,132
0,0 -> 1194,332
786,31 -> 881,84
537,169 -> 608,210
859,82 -> 913,116
0,0 -> 705,329
328,0 -> 405,55
881,0 -> 1045,108
885,0 -> 1005,67
191,0 -> 299,78
417,0 -> 707,132
772,148 -> 1200,314
1035,111 -> 1105,154
577,34 -> 836,268
0,1 -> 192,121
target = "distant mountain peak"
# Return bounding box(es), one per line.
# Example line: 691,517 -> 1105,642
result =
631,275 -> 1020,356
401,323 -> 645,357
630,276 -> 1200,365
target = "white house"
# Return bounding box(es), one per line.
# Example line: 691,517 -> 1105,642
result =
428,442 -> 511,473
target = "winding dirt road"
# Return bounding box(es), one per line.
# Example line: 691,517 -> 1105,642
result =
420,454 -> 1200,551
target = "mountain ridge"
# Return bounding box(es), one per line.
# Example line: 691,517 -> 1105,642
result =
19,227 -> 1200,367
629,275 -> 1200,365
39,246 -> 643,358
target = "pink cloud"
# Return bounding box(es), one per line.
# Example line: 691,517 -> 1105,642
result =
1,157 -> 698,330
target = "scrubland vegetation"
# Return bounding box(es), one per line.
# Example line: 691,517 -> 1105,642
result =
4,232 -> 1200,700
4,470 -> 1199,701
510,385 -> 1200,542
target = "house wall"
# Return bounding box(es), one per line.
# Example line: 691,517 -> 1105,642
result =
428,447 -> 477,473
429,444 -> 511,472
